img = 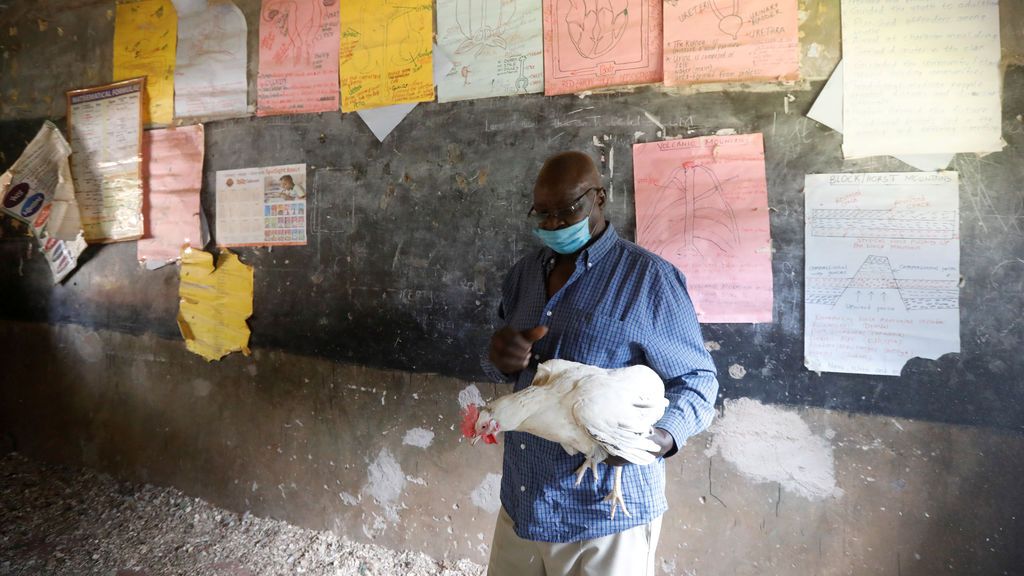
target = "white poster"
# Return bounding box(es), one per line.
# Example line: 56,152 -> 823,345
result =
436,0 -> 543,102
215,163 -> 307,247
174,0 -> 249,120
804,172 -> 960,376
841,0 -> 1002,158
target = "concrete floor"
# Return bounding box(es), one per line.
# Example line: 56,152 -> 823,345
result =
2,319 -> 1023,575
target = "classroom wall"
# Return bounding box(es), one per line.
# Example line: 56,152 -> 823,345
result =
2,1 -> 1024,574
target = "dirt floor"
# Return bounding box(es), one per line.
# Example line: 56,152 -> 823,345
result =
0,453 -> 484,576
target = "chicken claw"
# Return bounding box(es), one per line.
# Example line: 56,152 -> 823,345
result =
574,457 -> 599,486
604,466 -> 630,519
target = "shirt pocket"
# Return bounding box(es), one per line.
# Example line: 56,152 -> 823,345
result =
557,309 -> 645,368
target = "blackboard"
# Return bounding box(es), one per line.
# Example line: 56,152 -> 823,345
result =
1,67 -> 1022,431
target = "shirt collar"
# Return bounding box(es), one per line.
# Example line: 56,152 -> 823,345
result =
536,222 -> 619,269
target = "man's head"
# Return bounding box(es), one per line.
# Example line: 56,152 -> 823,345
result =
280,175 -> 294,190
531,151 -> 606,232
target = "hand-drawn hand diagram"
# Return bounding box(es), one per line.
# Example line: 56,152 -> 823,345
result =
638,163 -> 740,259
711,0 -> 743,40
564,0 -> 629,59
262,0 -> 326,66
454,0 -> 517,55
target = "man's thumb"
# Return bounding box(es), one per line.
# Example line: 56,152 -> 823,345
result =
521,326 -> 549,342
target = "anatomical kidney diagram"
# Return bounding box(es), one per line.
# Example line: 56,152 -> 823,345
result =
564,0 -> 629,59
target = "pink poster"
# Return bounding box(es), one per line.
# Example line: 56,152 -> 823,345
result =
543,0 -> 663,96
633,134 -> 773,323
257,0 -> 341,116
138,125 -> 204,267
663,0 -> 799,85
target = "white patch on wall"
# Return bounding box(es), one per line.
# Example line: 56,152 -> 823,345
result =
402,427 -> 435,449
470,473 -> 502,513
362,448 -> 406,521
339,491 -> 360,506
706,398 -> 842,501
458,385 -> 485,409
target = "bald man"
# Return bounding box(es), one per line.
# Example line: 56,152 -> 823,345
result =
484,151 -> 719,575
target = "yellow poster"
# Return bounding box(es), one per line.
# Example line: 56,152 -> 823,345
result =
339,0 -> 434,111
177,248 -> 254,362
113,0 -> 177,125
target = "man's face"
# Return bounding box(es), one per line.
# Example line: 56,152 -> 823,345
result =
530,183 -> 601,231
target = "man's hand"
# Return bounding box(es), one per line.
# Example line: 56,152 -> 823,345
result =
488,325 -> 549,374
603,428 -> 675,466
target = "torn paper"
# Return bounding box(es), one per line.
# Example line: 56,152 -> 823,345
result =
0,121 -> 88,283
356,45 -> 454,142
177,248 -> 253,361
804,172 -> 960,376
138,125 -> 204,268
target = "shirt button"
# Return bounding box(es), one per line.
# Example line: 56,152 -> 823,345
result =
533,353 -> 540,360
546,311 -> 552,317
520,443 -> 526,450
520,485 -> 526,492
586,263 -> 592,268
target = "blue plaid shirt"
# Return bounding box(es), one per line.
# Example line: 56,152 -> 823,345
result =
484,223 -> 719,543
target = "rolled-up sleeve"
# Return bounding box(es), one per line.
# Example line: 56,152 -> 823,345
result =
644,266 -> 719,458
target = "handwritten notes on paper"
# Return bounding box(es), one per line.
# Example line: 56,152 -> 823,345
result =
339,0 -> 434,111
804,172 -> 960,376
257,0 -> 340,116
216,163 -> 307,247
633,133 -> 773,323
177,248 -> 253,362
0,122 -> 88,283
841,0 -> 1002,158
663,0 -> 799,85
67,79 -> 145,243
139,125 -> 204,268
436,0 -> 543,102
113,0 -> 177,126
543,0 -> 662,95
175,0 -> 248,119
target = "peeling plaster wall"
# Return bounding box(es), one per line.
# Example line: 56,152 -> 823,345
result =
2,320 -> 1023,573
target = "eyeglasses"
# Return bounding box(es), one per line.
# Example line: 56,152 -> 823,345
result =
527,187 -> 602,227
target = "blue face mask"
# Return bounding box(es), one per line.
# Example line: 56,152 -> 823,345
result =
533,216 -> 592,254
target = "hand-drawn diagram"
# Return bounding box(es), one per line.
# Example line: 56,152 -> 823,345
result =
437,0 -> 543,102
637,164 -> 740,259
807,255 -> 959,311
564,0 -> 629,58
175,0 -> 248,119
339,0 -> 434,111
633,134 -> 773,324
544,0 -> 662,96
454,0 -> 516,55
803,172 -> 961,376
711,0 -> 743,39
262,0 -> 326,65
663,0 -> 799,85
256,0 -> 340,116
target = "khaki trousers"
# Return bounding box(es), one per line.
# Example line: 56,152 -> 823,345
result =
487,507 -> 662,576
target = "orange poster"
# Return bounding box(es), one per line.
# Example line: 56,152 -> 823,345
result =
663,0 -> 799,85
633,133 -> 773,323
257,0 -> 341,116
543,0 -> 663,96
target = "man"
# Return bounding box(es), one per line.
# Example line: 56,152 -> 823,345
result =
279,174 -> 306,200
484,151 -> 719,575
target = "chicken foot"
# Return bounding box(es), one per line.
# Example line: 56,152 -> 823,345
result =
603,465 -> 630,519
574,457 -> 600,487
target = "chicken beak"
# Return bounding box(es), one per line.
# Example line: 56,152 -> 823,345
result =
471,435 -> 480,446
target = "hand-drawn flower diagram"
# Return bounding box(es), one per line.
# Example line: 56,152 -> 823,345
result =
454,0 -> 517,56
711,0 -> 743,40
637,163 -> 740,259
262,0 -> 327,66
563,0 -> 629,59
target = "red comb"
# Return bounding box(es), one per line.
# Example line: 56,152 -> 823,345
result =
460,404 -> 480,439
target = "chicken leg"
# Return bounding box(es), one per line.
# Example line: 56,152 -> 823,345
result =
574,457 -> 600,487
603,466 -> 630,519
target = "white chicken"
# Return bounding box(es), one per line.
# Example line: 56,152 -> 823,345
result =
461,359 -> 669,519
